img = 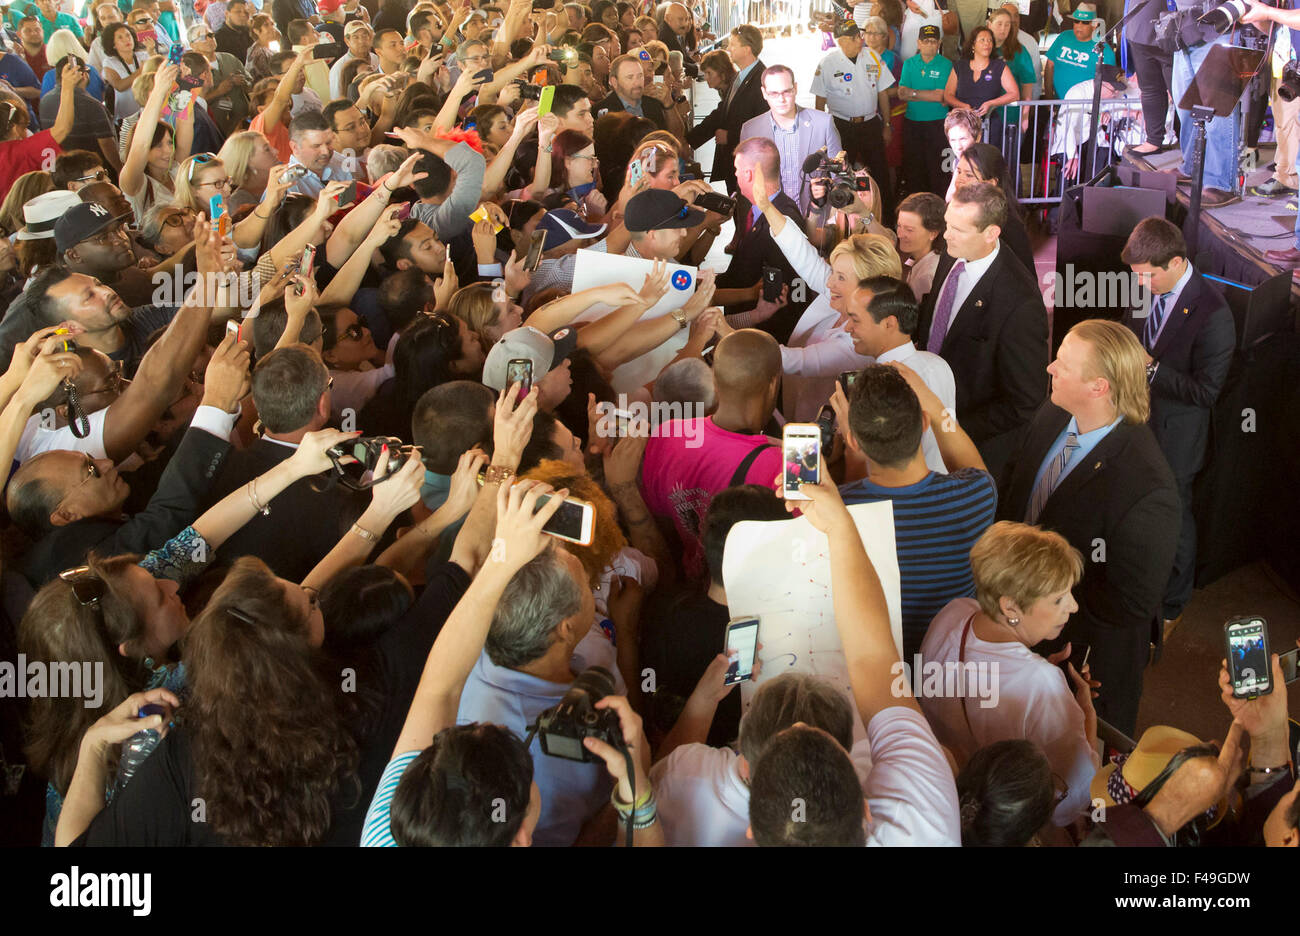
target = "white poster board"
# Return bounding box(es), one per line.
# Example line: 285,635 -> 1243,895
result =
722,501 -> 902,742
571,249 -> 699,393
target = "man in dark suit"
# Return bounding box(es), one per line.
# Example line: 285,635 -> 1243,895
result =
1000,319 -> 1181,735
657,2 -> 696,58
1120,218 -> 1235,632
713,137 -> 809,344
685,24 -> 768,194
596,53 -> 672,132
206,345 -> 370,582
8,427 -> 231,587
917,182 -> 1048,483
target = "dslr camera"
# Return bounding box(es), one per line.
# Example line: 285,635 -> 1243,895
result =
1280,59 -> 1300,102
322,435 -> 418,490
514,79 -> 543,100
532,666 -> 625,762
805,151 -> 870,209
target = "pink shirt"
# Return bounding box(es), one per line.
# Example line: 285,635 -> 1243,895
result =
639,416 -> 782,580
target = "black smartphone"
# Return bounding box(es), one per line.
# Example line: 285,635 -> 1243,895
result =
724,616 -> 760,686
761,264 -> 782,303
1225,616 -> 1272,698
473,67 -> 495,83
839,369 -> 859,391
506,358 -> 533,401
694,191 -> 735,215
1057,641 -> 1090,686
1280,647 -> 1299,685
177,74 -> 204,90
339,180 -> 358,207
313,42 -> 346,60
523,229 -> 547,272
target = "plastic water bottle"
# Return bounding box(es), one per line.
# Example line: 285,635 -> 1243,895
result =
113,704 -> 166,794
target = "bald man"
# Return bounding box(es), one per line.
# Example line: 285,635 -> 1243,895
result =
640,328 -> 784,581
658,2 -> 696,58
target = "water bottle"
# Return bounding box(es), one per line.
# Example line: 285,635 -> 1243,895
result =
113,704 -> 167,794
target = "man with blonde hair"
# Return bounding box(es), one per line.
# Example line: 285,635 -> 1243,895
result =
1000,318 -> 1180,735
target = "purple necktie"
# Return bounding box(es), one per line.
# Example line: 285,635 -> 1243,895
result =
927,259 -> 966,354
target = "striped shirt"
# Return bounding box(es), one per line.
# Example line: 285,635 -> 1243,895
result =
360,750 -> 420,847
840,467 -> 997,659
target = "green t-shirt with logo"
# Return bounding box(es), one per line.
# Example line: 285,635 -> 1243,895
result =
900,52 -> 952,122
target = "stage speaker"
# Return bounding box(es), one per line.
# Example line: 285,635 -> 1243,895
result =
1194,254 -> 1296,350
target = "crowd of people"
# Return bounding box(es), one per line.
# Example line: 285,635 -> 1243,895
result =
0,0 -> 1294,849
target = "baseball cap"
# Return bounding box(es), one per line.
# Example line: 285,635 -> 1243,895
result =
317,0 -> 344,12
624,189 -> 705,234
483,326 -> 579,391
54,202 -> 132,254
15,190 -> 82,241
537,208 -> 607,249
833,20 -> 860,38
344,19 -> 372,35
918,24 -> 941,40
1070,2 -> 1097,21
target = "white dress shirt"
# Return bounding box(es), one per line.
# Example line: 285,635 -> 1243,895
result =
873,341 -> 956,474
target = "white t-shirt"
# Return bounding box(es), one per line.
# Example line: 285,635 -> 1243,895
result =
919,597 -> 1100,826
650,705 -> 959,846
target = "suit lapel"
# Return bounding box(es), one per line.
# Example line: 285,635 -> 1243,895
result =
940,253 -> 997,350
1151,274 -> 1201,359
1046,422 -> 1127,512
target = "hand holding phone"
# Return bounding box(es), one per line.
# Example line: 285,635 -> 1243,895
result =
534,492 -> 594,545
724,617 -> 759,686
506,358 -> 533,401
1225,616 -> 1272,698
523,229 -> 547,272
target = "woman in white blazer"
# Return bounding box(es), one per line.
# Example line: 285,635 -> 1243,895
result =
716,164 -> 900,424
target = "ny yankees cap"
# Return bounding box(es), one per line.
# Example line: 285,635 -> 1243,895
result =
54,202 -> 133,254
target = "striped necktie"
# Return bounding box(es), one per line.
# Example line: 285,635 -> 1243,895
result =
1026,431 -> 1079,525
1143,292 -> 1168,351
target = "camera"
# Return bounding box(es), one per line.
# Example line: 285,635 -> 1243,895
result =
532,666 -> 624,762
803,151 -> 870,209
515,79 -> 543,100
1200,0 -> 1287,33
694,191 -> 736,215
1280,59 -> 1300,102
323,435 -> 418,490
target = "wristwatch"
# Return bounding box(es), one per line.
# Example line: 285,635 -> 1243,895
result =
483,464 -> 516,485
670,308 -> 689,330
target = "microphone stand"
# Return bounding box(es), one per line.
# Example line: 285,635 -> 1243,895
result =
1086,0 -> 1146,179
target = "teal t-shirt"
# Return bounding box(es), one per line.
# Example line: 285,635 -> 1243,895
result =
36,10 -> 84,40
1048,31 -> 1115,97
1001,45 -> 1035,117
900,52 -> 952,122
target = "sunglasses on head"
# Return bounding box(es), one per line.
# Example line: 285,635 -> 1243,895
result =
59,565 -> 107,608
186,153 -> 217,182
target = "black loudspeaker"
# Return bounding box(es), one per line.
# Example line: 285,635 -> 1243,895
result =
1193,254 -> 1296,350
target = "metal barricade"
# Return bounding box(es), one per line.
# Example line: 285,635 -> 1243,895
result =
979,94 -> 1151,208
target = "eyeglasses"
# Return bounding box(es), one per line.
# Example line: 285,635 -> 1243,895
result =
571,153 -> 599,162
75,169 -> 109,183
186,153 -> 218,182
196,176 -> 233,191
338,322 -> 366,342
82,364 -> 129,399
84,222 -> 130,246
765,86 -> 795,98
162,211 -> 196,229
423,310 -> 457,341
59,565 -> 107,608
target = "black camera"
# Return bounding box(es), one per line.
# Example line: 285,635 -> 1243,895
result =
804,151 -> 869,209
323,435 -> 418,491
694,191 -> 736,215
515,79 -> 543,100
532,666 -> 624,762
1280,60 -> 1300,102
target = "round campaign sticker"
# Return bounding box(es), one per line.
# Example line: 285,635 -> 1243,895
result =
671,270 -> 692,290
843,72 -> 853,82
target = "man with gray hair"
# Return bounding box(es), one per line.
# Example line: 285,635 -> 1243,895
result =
653,357 -> 717,413
286,110 -> 354,197
456,541 -> 627,846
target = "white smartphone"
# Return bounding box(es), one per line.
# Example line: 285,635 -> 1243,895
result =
782,423 -> 821,501
535,492 -> 595,546
724,616 -> 759,686
225,319 -> 241,341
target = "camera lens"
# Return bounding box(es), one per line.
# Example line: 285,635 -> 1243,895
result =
570,665 -> 616,702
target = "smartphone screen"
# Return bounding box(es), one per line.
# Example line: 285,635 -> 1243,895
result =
168,43 -> 183,65
537,84 -> 556,117
1226,617 -> 1271,697
506,358 -> 533,400
839,370 -> 859,390
535,493 -> 593,545
300,244 -> 316,278
724,617 -> 759,686
1280,647 -> 1299,685
339,181 -> 358,207
782,424 -> 820,501
209,194 -> 228,238
524,229 -> 547,272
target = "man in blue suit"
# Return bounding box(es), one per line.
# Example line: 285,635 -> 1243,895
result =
740,64 -> 841,216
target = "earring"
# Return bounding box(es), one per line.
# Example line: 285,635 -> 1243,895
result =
1007,617 -> 1020,627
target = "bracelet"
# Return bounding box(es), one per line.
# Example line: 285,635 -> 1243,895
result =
247,480 -> 270,516
483,464 -> 515,485
350,523 -> 378,543
383,180 -> 397,192
610,786 -> 655,814
542,144 -> 553,153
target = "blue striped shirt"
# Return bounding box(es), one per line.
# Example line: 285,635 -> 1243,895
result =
360,750 -> 420,847
840,468 -> 998,659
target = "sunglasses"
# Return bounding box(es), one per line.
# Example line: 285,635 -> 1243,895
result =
75,169 -> 109,183
186,153 -> 218,182
59,565 -> 107,608
338,322 -> 366,342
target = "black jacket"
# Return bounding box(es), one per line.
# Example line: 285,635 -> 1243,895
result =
205,438 -> 370,583
595,89 -> 669,132
1000,402 -> 1181,735
20,426 -> 230,587
685,58 -> 768,193
716,191 -> 809,344
1122,270 -> 1236,479
917,247 -> 1049,482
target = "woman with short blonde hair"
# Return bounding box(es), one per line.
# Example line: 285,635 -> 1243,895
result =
448,282 -> 524,353
920,520 -> 1097,830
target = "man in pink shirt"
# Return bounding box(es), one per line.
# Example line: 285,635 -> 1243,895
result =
640,328 -> 784,580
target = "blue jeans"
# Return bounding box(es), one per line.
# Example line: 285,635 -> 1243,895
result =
1292,29 -> 1300,247
1172,37 -> 1240,192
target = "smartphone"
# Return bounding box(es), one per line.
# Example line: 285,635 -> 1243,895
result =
523,229 -> 547,272
225,318 -> 241,341
1225,616 -> 1272,698
469,205 -> 504,233
339,180 -> 358,207
136,27 -> 158,43
1280,647 -> 1299,685
815,403 -> 836,453
535,492 -> 594,545
300,244 -> 316,278
506,358 -> 533,400
167,43 -> 183,65
1057,641 -> 1090,685
724,616 -> 760,686
761,264 -> 782,303
782,423 -> 821,501
54,327 -> 77,353
473,67 -> 495,83
209,193 -> 228,238
314,42 -> 346,60
695,191 -> 736,215
396,202 -> 412,221
839,369 -> 859,390
537,84 -> 556,116
279,165 -> 308,186
628,158 -> 643,188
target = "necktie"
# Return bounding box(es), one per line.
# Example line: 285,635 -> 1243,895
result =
1026,432 -> 1080,525
926,259 -> 965,354
1143,292 -> 1168,351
